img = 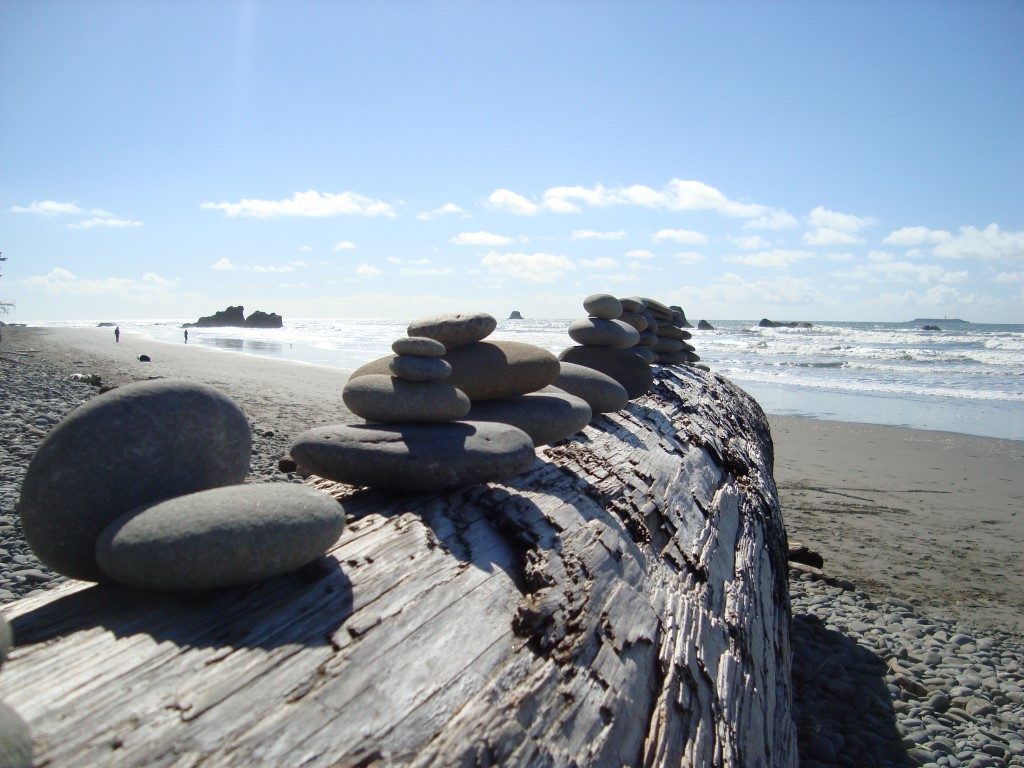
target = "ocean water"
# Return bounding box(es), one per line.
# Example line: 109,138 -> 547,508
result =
34,317 -> 1024,441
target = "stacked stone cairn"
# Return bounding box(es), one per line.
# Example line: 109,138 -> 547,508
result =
291,311 -> 586,492
17,379 -> 346,591
558,294 -> 655,399
0,615 -> 31,768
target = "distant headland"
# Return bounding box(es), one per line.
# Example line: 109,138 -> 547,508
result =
912,318 -> 968,324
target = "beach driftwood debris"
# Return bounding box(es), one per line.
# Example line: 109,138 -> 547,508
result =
1,365 -> 797,767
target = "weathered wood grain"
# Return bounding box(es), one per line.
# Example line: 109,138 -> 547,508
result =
0,365 -> 797,767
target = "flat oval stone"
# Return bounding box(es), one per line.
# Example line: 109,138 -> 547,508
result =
553,362 -> 628,413
343,375 -> 469,422
19,379 -> 251,582
636,331 -> 659,348
620,296 -> 647,312
656,350 -> 688,365
95,484 -> 345,591
656,326 -> 688,340
633,347 -> 657,364
652,337 -> 683,354
0,701 -> 32,768
467,390 -> 591,446
582,293 -> 622,320
641,310 -> 659,330
558,346 -> 654,399
290,421 -> 536,491
618,311 -> 648,332
389,354 -> 452,382
391,336 -> 446,357
642,297 -> 673,320
567,318 -> 640,349
407,312 -> 496,350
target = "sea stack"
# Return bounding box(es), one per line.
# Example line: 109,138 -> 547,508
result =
558,293 -> 653,399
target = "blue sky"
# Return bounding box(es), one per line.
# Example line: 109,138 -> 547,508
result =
2,1 -> 1022,323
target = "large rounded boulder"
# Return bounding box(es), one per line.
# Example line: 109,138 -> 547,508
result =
19,379 -> 252,581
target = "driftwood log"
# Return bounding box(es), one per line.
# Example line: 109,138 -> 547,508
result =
1,366 -> 797,767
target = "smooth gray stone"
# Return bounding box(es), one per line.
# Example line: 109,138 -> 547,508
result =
95,484 -> 345,591
389,354 -> 452,383
641,297 -> 673,320
567,318 -> 640,349
407,312 -> 496,350
633,347 -> 657,364
0,616 -> 10,670
553,361 -> 629,413
391,336 -> 446,357
342,375 -> 469,422
618,297 -> 645,313
582,293 -> 622,320
687,352 -> 701,362
636,331 -> 659,348
353,341 -> 560,402
0,701 -> 31,768
655,326 -> 690,340
652,337 -> 684,354
617,311 -> 648,332
558,346 -> 654,399
656,350 -> 689,365
290,421 -> 536,491
681,342 -> 696,352
641,310 -> 659,331
19,379 -> 251,582
468,390 -> 591,446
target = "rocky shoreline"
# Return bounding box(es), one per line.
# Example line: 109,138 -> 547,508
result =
1,345 -> 1022,766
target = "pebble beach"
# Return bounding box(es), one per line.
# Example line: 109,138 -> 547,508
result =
1,324 -> 1023,767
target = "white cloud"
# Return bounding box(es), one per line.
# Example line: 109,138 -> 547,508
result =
625,249 -> 657,260
883,226 -> 953,246
10,200 -> 142,229
10,200 -> 84,216
487,178 -> 782,221
451,231 -> 514,246
210,257 -> 296,273
995,271 -> 1024,283
742,210 -> 799,230
674,252 -> 706,264
725,249 -> 815,268
686,273 -> 825,306
578,257 -> 618,269
652,228 -> 707,244
731,235 -> 770,250
933,224 -> 1024,261
875,286 -> 997,309
572,229 -> 627,240
481,251 -> 575,283
825,252 -> 855,261
333,241 -> 357,251
804,206 -> 876,247
835,260 -> 968,285
201,190 -> 397,218
387,257 -> 432,265
807,206 -> 878,232
868,250 -> 896,262
487,188 -> 541,215
604,273 -> 642,283
298,245 -> 314,253
212,258 -> 235,271
355,263 -> 381,277
21,267 -> 177,296
416,202 -> 466,221
802,228 -> 864,246
399,266 -> 455,276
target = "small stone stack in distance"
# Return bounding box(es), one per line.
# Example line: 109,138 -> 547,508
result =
293,312 -> 537,489
558,293 -> 653,399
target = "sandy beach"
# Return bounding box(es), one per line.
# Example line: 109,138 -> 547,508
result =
3,324 -> 1021,635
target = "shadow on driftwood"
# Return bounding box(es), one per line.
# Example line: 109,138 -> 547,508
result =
11,557 -> 353,651
791,612 -> 915,768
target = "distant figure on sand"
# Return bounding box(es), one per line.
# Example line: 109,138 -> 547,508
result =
184,329 -> 189,344
114,326 -> 120,343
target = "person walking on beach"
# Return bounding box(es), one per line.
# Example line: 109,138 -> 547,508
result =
114,326 -> 120,343
184,329 -> 189,344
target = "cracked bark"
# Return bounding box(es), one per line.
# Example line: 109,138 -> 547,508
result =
1,366 -> 797,767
